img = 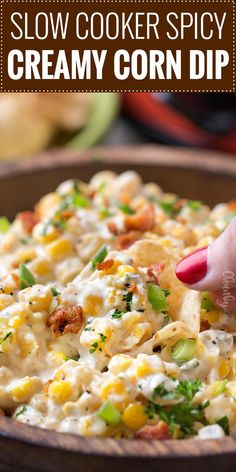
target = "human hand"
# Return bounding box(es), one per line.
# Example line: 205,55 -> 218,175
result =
176,217 -> 236,312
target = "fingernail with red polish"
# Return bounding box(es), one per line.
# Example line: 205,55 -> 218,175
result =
175,246 -> 208,285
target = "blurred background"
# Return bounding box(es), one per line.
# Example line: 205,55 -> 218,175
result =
0,92 -> 236,160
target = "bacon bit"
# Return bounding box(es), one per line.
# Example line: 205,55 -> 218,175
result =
125,205 -> 155,232
228,200 -> 236,211
108,222 -> 120,236
134,421 -> 171,440
88,190 -> 96,200
17,211 -> 38,234
200,319 -> 211,332
48,305 -> 83,336
42,379 -> 53,394
96,259 -> 114,271
116,231 -> 141,250
128,282 -> 136,293
173,198 -> 187,211
147,263 -> 165,283
11,273 -> 19,289
60,210 -> 74,219
120,192 -> 131,205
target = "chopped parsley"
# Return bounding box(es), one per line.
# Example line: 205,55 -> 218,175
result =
89,342 -> 99,354
19,264 -> 36,290
84,326 -> 95,332
51,287 -> 60,297
0,332 -> 12,345
89,333 -> 106,354
145,379 -> 208,438
110,309 -> 124,320
65,354 -> 80,362
99,333 -> 107,343
15,406 -> 27,418
123,291 -> 133,312
217,415 -> 229,435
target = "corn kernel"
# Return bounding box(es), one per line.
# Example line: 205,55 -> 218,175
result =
122,402 -> 147,430
30,259 -> 52,277
46,238 -> 73,261
10,377 -> 41,402
201,309 -> 220,323
16,248 -> 37,264
9,315 -> 25,330
0,294 -> 14,311
100,260 -> 120,275
49,380 -> 73,404
49,351 -> 66,367
36,193 -> 60,219
110,355 -> 133,373
19,285 -> 53,312
136,360 -> 152,377
84,295 -> 103,317
218,360 -> 231,379
19,338 -> 36,358
33,223 -> 60,245
117,265 -> 135,278
101,378 -> 125,400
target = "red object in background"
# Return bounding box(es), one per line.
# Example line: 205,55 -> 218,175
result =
123,93 -> 236,153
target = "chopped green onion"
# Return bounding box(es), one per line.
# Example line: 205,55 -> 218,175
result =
99,208 -> 113,219
98,182 -> 107,193
97,402 -> 121,426
217,415 -> 229,435
201,292 -> 215,312
171,338 -> 197,365
213,380 -> 228,397
147,284 -> 169,312
15,406 -> 27,418
73,193 -> 89,208
0,332 -> 12,345
187,200 -> 202,211
91,245 -> 108,270
159,200 -> 179,218
19,264 -> 36,290
119,204 -> 135,215
0,216 -> 10,234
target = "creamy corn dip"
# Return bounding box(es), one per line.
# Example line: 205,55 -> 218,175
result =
0,171 -> 235,440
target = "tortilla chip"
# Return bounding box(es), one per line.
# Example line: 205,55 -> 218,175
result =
126,239 -> 201,335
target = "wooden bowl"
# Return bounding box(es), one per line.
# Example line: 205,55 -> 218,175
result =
0,145 -> 236,472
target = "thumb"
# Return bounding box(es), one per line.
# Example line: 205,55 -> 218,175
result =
175,216 -> 236,293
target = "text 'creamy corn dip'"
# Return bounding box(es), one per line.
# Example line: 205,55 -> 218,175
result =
0,171 -> 235,440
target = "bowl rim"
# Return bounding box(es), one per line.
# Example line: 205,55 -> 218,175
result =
0,144 -> 236,459
0,144 -> 236,179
